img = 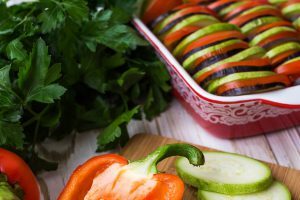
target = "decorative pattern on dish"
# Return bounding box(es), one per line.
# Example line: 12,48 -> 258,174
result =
168,63 -> 294,125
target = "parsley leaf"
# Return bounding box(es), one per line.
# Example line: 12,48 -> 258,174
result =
26,84 -> 66,103
97,106 -> 140,151
0,0 -> 171,171
0,121 -> 24,149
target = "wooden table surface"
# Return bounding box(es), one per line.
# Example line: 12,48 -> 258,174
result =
38,99 -> 300,200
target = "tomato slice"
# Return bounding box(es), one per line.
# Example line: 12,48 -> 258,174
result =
190,41 -> 249,72
183,0 -> 212,4
164,26 -> 200,50
271,49 -> 299,65
275,59 -> 300,75
229,9 -> 282,27
247,21 -> 293,40
216,74 -> 291,95
154,5 -> 217,32
209,0 -> 238,12
224,1 -> 265,21
142,0 -> 182,24
258,31 -> 299,48
195,58 -> 271,84
183,30 -> 245,56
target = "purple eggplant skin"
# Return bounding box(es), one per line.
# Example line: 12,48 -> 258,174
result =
262,37 -> 300,51
180,39 -> 234,63
276,51 -> 300,66
199,65 -> 272,87
238,15 -> 276,27
247,24 -> 292,41
220,83 -> 286,96
189,48 -> 243,75
150,12 -> 175,29
157,12 -> 209,35
212,1 -> 236,13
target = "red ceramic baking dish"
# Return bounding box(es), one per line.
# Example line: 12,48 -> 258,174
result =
133,18 -> 300,138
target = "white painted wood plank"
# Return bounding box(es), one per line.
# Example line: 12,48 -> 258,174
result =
267,129 -> 300,169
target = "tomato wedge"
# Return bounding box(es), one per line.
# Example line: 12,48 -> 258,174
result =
195,58 -> 271,84
229,9 -> 282,27
190,41 -> 249,72
258,31 -> 299,49
271,49 -> 300,65
164,26 -> 200,50
142,0 -> 182,24
216,74 -> 291,96
247,21 -> 292,40
183,30 -> 245,56
275,59 -> 300,75
209,0 -> 238,12
224,1 -> 265,21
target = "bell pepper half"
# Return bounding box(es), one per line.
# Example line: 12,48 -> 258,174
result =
58,143 -> 204,200
0,148 -> 40,200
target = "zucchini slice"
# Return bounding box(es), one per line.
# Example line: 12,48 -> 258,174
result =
173,23 -> 238,57
175,151 -> 273,195
207,71 -> 275,93
193,46 -> 266,79
198,181 -> 291,200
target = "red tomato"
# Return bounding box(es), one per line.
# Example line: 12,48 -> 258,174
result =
0,148 -> 40,200
142,0 -> 182,24
216,74 -> 291,95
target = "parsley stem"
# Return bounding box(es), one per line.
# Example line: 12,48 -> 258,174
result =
32,119 -> 40,152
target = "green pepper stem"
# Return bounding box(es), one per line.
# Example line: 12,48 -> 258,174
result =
127,143 -> 205,175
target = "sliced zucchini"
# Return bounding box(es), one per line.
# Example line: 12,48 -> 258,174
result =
293,16 -> 300,29
164,15 -> 218,37
282,3 -> 300,17
183,39 -> 241,69
219,2 -> 245,17
265,42 -> 300,60
241,16 -> 281,35
241,5 -> 278,16
207,71 -> 275,93
198,181 -> 291,200
175,151 -> 273,195
193,46 -> 266,79
250,26 -> 296,46
268,0 -> 287,5
173,23 -> 238,57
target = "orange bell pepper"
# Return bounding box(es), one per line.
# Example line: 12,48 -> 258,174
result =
58,144 -> 204,200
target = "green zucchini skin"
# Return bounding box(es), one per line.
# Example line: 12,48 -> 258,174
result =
197,181 -> 292,200
175,151 -> 273,195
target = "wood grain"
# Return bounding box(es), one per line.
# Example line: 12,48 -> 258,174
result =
121,133 -> 300,200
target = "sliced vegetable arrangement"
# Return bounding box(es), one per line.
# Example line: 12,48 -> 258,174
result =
58,143 -> 204,200
0,148 -> 40,200
143,0 -> 297,96
175,151 -> 292,200
207,0 -> 300,87
269,0 -> 300,30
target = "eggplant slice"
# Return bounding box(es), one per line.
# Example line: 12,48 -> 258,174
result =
220,83 -> 286,96
199,65 -> 272,87
190,48 -> 244,75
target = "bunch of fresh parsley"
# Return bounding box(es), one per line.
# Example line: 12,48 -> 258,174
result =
0,0 -> 171,171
